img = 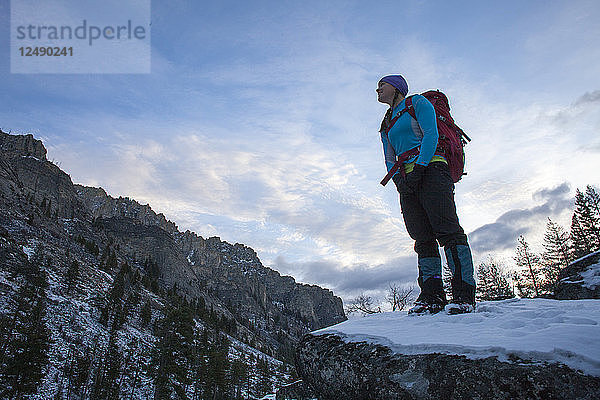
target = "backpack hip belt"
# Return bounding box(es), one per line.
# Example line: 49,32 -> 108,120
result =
380,146 -> 445,187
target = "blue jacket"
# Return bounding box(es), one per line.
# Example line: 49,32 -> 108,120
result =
380,94 -> 439,172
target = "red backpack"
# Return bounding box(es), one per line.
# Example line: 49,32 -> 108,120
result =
380,90 -> 471,186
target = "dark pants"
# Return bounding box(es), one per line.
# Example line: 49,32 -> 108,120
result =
397,162 -> 475,292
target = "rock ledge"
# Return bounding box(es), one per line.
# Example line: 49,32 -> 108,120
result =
296,333 -> 600,400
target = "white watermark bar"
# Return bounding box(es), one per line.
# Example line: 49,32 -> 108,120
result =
10,0 -> 151,74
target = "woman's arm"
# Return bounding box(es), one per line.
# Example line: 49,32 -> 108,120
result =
413,95 -> 439,166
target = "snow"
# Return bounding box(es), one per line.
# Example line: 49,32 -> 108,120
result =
559,256 -> 600,289
22,244 -> 35,260
20,155 -> 42,162
580,262 -> 600,289
187,249 -> 196,265
314,298 -> 600,377
569,249 -> 600,266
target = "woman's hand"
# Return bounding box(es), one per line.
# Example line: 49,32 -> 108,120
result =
393,164 -> 426,194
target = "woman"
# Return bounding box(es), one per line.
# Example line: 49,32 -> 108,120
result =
376,74 -> 476,315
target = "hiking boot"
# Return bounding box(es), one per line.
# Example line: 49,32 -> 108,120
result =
447,282 -> 476,315
452,281 -> 475,304
408,297 -> 446,315
445,302 -> 475,315
408,277 -> 447,315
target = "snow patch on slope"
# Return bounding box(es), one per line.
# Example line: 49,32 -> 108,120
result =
580,262 -> 600,289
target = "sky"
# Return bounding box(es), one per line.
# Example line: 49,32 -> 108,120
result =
1,0 -> 599,304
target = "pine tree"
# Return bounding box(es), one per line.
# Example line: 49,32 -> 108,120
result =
80,335 -> 101,400
586,185 -> 600,217
191,329 -> 210,399
476,258 -> 514,301
140,300 -> 152,327
45,198 -> 52,217
571,188 -> 600,258
89,340 -> 109,400
101,262 -> 135,330
230,355 -> 249,400
102,248 -> 118,273
87,331 -> 125,400
206,333 -> 232,399
125,341 -> 144,400
104,329 -> 124,399
61,345 -> 75,400
542,218 -> 572,269
585,185 -> 600,243
73,347 -> 92,399
150,301 -> 195,399
541,218 -> 572,293
65,259 -> 80,292
571,214 -> 593,259
0,248 -> 50,399
513,236 -> 542,297
256,356 -> 272,396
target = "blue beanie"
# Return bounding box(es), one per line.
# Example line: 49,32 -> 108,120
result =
380,75 -> 408,97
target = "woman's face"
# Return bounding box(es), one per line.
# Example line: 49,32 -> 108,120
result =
376,81 -> 396,105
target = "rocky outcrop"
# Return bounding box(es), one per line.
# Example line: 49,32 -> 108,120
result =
296,333 -> 600,400
75,185 -> 179,234
555,251 -> 600,300
0,129 -> 84,219
0,130 -> 46,160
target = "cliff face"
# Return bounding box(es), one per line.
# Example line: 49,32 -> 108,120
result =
0,132 -> 83,219
0,129 -> 346,361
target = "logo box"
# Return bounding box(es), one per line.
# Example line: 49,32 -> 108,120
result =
11,0 -> 151,74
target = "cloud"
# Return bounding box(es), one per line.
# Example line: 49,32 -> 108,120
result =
273,255 -> 417,302
469,183 -> 573,253
533,182 -> 571,202
575,90 -> 600,106
9,0 -> 600,307
42,111 -> 413,267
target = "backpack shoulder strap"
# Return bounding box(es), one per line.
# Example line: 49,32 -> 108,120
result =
404,95 -> 417,121
382,95 -> 417,134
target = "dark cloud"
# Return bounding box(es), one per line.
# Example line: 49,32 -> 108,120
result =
579,142 -> 600,153
533,182 -> 570,201
469,222 -> 527,253
469,183 -> 573,253
273,255 -> 417,297
575,90 -> 600,106
551,90 -> 600,128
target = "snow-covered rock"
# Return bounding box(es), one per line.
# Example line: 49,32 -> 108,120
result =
555,250 -> 600,300
296,298 -> 600,399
